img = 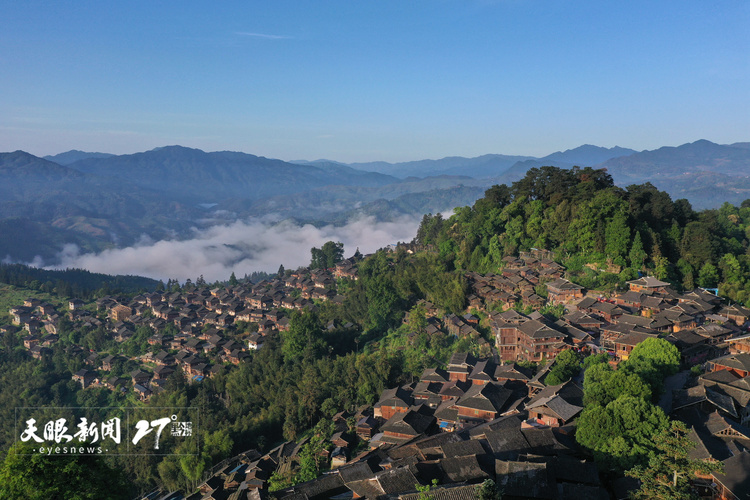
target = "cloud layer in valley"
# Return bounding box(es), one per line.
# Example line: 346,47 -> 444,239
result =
50,216 -> 421,283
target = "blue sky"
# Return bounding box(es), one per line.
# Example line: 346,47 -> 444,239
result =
1,0 -> 748,162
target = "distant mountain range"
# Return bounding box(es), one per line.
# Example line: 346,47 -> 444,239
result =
1,139 -> 748,264
43,150 -> 115,165
295,144 -> 639,179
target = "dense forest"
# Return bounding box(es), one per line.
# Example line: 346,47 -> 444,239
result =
0,263 -> 159,298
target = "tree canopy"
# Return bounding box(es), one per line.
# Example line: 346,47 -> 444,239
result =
310,241 -> 344,269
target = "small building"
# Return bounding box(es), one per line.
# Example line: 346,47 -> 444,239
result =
380,409 -> 436,444
546,279 -> 585,304
453,382 -> 512,422
374,386 -> 412,419
446,352 -> 477,382
109,304 -> 133,322
73,369 -> 97,389
626,276 -> 670,293
614,332 -> 659,361
719,304 -> 750,327
524,380 -> 584,427
134,384 -> 152,401
356,416 -> 378,439
708,354 -> 750,378
68,298 -> 85,311
247,333 -> 265,350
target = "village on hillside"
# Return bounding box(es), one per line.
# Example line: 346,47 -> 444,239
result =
5,247 -> 750,500
5,256 -> 362,401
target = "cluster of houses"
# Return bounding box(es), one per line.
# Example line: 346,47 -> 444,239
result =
466,253 -> 568,312
480,270 -> 749,367
181,352 -> 598,500
6,261 -> 361,403
6,298 -> 68,359
176,350 -> 593,500
199,341 -> 750,500
220,269 -> 750,499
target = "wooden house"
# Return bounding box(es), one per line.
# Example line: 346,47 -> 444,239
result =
626,276 -> 671,293
452,382 -> 512,422
374,386 -> 412,419
708,354 -> 750,378
546,279 -> 585,304
73,369 -> 97,389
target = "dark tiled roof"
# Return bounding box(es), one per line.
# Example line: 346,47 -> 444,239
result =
549,456 -> 600,486
495,460 -> 554,499
376,386 -> 413,409
468,359 -> 496,381
440,438 -> 486,458
483,428 -> 529,460
494,363 -> 534,381
701,369 -> 741,384
398,484 -> 478,500
686,425 -> 733,462
439,380 -> 470,399
526,380 -> 584,408
439,455 -> 490,483
376,467 -> 421,495
413,430 -> 464,453
521,428 -> 572,455
381,410 -> 435,437
420,368 -> 449,383
627,276 -> 670,288
293,473 -> 347,499
454,382 -> 512,413
713,452 -> 750,500
711,353 -> 750,373
468,415 -> 525,438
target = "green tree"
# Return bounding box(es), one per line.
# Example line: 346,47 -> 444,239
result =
477,479 -> 502,500
229,272 -> 238,286
583,352 -> 609,370
676,258 -> 695,290
407,303 -> 428,334
626,420 -> 721,499
718,253 -> 742,284
415,479 -> 440,500
576,396 -> 670,470
281,311 -> 327,362
545,349 -> 580,386
697,262 -> 719,288
0,442 -> 130,499
653,256 -> 670,281
295,420 -> 334,484
623,337 -> 680,394
681,221 -> 717,269
311,241 -> 344,269
629,231 -> 647,270
583,362 -> 652,407
605,209 -> 631,261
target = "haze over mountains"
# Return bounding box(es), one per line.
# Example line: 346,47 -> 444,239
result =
2,139 -> 749,279
335,145 -> 639,179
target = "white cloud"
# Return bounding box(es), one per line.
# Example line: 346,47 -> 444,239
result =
48,216 -> 420,283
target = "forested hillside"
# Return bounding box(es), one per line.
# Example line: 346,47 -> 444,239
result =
416,166 -> 750,305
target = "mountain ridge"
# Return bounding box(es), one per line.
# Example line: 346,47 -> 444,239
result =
3,139 -> 749,264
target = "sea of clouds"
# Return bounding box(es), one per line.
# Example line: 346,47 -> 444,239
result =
47,216 -> 422,283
